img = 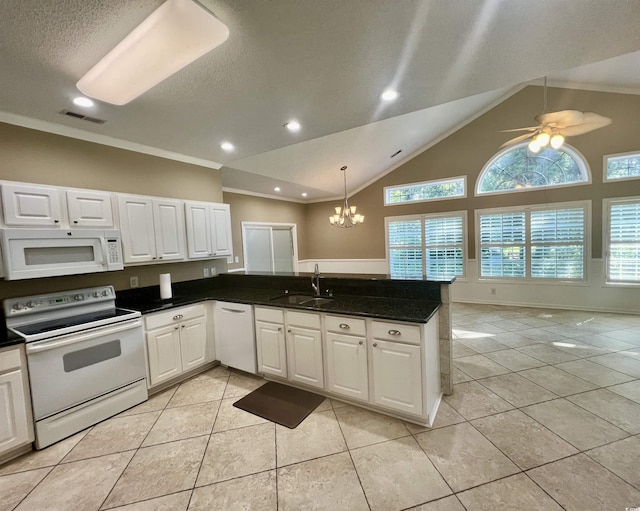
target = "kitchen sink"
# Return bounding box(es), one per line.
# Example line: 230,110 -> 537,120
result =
269,294 -> 334,307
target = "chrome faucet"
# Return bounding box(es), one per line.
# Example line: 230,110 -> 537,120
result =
311,263 -> 321,297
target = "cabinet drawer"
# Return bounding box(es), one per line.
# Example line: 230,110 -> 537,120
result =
325,315 -> 366,336
371,320 -> 421,345
254,306 -> 285,324
0,347 -> 22,373
145,303 -> 206,330
287,310 -> 321,329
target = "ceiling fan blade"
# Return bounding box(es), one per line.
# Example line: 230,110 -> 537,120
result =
558,113 -> 613,136
535,109 -> 584,127
499,126 -> 539,133
500,132 -> 534,148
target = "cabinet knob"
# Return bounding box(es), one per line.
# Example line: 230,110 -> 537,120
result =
339,323 -> 350,330
358,340 -> 363,345
173,314 -> 183,321
287,328 -> 292,333
159,256 -> 163,259
388,329 -> 401,336
54,219 -> 59,223
152,257 -> 157,260
277,327 -> 282,332
181,324 -> 185,328
174,326 -> 179,330
373,342 -> 378,347
73,220 -> 78,224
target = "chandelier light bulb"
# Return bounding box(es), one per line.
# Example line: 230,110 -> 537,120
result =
550,133 -> 565,149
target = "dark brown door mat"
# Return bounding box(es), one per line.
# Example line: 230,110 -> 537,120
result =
233,381 -> 325,429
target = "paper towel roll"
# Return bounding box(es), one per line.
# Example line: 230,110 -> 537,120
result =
159,273 -> 172,300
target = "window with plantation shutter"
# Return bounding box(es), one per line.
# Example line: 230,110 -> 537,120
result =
386,212 -> 466,280
478,201 -> 588,281
605,197 -> 640,283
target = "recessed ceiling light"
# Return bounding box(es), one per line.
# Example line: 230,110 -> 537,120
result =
284,120 -> 301,132
73,96 -> 94,108
220,141 -> 234,152
301,192 -> 307,198
380,89 -> 399,101
274,187 -> 281,192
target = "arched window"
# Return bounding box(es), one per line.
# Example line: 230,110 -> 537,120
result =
476,143 -> 590,195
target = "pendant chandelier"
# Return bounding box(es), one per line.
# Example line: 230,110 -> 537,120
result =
329,166 -> 364,228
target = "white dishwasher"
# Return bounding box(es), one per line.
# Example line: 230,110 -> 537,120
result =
214,301 -> 257,374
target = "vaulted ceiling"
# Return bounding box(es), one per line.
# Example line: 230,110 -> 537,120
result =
1,0 -> 640,201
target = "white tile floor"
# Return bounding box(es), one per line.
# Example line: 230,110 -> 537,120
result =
2,303 -> 640,510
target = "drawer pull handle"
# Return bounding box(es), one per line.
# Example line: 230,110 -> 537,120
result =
339,323 -> 350,330
173,314 -> 183,321
388,329 -> 401,336
358,340 -> 363,345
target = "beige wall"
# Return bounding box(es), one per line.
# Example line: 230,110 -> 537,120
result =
305,86 -> 640,260
0,122 -> 225,300
222,192 -> 307,270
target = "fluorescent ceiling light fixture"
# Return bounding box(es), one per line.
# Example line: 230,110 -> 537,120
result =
220,141 -> 234,152
76,0 -> 229,105
380,89 -> 398,101
73,96 -> 94,107
285,120 -> 301,132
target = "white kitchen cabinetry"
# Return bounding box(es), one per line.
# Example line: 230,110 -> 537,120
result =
324,315 -> 368,401
286,311 -> 324,389
66,190 -> 113,227
0,346 -> 34,457
184,201 -> 233,259
255,307 -> 287,378
370,320 -> 423,416
145,304 -> 207,387
118,195 -> 186,264
1,183 -> 63,226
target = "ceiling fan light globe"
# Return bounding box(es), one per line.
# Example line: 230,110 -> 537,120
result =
536,132 -> 550,147
528,139 -> 542,153
550,134 -> 565,149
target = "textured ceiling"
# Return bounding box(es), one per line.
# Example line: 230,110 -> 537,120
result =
1,0 -> 640,200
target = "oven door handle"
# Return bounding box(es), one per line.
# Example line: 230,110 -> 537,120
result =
25,319 -> 142,354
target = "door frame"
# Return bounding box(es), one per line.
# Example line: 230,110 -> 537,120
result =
241,221 -> 299,273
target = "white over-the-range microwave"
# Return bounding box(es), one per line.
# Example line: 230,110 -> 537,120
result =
0,228 -> 124,280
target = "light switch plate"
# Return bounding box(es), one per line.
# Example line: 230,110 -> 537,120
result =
203,268 -> 210,277
130,276 -> 139,288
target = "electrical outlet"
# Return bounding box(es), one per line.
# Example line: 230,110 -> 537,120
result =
130,276 -> 139,288
203,268 -> 210,277
490,288 -> 497,295
211,267 -> 217,276
234,256 -> 239,263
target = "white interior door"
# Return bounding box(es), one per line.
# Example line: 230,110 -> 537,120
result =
272,228 -> 294,272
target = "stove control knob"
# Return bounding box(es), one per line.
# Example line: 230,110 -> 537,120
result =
26,301 -> 36,308
74,294 -> 84,301
101,290 -> 110,296
93,292 -> 100,298
13,303 -> 23,311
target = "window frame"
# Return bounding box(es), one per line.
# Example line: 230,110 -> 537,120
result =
475,200 -> 591,284
385,210 -> 467,280
383,175 -> 467,206
603,196 -> 640,286
475,142 -> 591,197
603,151 -> 640,183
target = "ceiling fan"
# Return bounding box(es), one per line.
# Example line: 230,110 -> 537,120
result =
500,77 -> 612,152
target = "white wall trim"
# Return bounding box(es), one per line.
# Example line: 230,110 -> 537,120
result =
0,111 -> 223,170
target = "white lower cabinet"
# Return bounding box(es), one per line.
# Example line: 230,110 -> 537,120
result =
256,319 -> 287,378
0,346 -> 34,456
287,326 -> 323,389
324,315 -> 368,401
145,304 -> 207,387
371,339 -> 423,415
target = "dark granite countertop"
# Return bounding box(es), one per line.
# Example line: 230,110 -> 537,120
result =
117,278 -> 441,323
0,328 -> 24,348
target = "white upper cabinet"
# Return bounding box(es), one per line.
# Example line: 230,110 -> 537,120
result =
118,195 -> 187,264
66,190 -> 114,227
185,201 -> 233,259
2,183 -> 63,226
153,199 -> 186,262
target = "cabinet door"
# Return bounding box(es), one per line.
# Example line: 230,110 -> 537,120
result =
287,327 -> 324,389
180,316 -> 207,371
256,320 -> 287,378
210,204 -> 232,256
371,339 -> 423,416
185,202 -> 212,259
325,332 -> 368,401
0,369 -> 31,452
147,325 -> 182,386
66,190 -> 114,227
118,195 -> 157,263
153,199 -> 186,261
1,183 -> 62,226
